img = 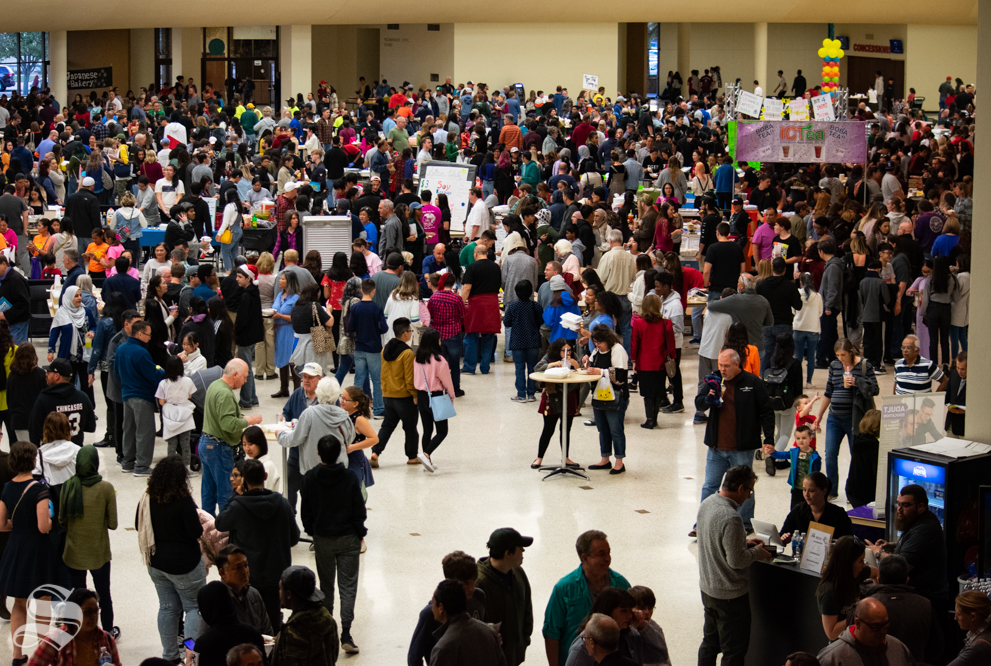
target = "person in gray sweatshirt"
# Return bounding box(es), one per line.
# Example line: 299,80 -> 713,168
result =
696,465 -> 771,666
816,238 -> 845,367
278,376 -> 355,475
859,260 -> 891,370
705,273 -> 773,351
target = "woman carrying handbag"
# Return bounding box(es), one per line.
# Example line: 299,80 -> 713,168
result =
412,328 -> 455,473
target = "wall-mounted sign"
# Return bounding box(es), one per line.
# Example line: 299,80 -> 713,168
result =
68,67 -> 112,89
583,74 -> 599,90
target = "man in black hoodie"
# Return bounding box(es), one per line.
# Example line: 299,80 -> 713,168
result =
28,358 -> 97,446
754,257 -> 802,369
216,459 -> 299,632
234,265 -> 264,409
301,432 -> 367,655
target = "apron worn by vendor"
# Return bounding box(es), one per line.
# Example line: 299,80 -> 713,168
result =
465,293 -> 501,335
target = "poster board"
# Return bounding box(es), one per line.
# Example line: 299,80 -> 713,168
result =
788,98 -> 810,121
762,98 -> 784,121
800,521 -> 835,575
583,74 -> 599,90
736,90 -> 764,118
417,161 -> 476,236
875,393 -> 947,507
811,93 -> 836,121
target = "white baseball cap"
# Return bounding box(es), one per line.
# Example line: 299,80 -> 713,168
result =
81,176 -> 95,187
300,362 -> 323,377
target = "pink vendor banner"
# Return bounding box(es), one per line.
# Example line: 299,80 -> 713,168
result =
735,121 -> 867,163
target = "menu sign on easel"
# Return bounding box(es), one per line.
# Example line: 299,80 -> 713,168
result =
800,521 -> 835,574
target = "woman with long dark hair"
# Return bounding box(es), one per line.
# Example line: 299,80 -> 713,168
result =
208,297 -> 236,368
494,150 -> 515,204
816,535 -> 872,640
585,325 -> 630,474
349,250 -> 370,279
178,296 -> 217,368
335,277 -> 365,389
138,455 -> 206,662
274,211 -> 303,269
322,251 -> 352,366
412,328 -> 455,471
922,254 -> 959,365
436,192 -> 452,245
144,274 -> 177,367
724,321 -> 760,377
7,342 -> 46,443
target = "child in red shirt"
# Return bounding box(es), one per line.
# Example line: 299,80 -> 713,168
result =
794,392 -> 821,449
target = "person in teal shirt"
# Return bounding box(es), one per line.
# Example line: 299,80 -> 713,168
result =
520,151 -> 541,188
542,530 -> 630,666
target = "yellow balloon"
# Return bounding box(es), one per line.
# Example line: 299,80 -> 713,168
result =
823,38 -> 832,47
837,49 -> 844,59
818,47 -> 827,58
832,39 -> 842,49
829,49 -> 840,59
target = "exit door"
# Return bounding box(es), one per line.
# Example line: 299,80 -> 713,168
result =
231,58 -> 275,106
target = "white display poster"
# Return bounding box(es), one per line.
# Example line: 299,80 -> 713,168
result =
417,162 -> 476,235
812,93 -> 836,121
736,90 -> 764,118
789,98 -> 810,121
763,98 -> 784,121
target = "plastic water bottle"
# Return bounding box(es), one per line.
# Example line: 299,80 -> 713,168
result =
791,531 -> 800,558
99,647 -> 112,665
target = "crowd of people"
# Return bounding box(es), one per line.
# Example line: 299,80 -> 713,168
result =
0,66 -> 981,666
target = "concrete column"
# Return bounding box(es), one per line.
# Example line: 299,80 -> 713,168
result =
754,22 -> 768,93
49,31 -> 67,108
279,25 -> 312,112
171,27 -> 183,86
677,23 -> 691,81
964,4 -> 991,441
130,29 -> 156,93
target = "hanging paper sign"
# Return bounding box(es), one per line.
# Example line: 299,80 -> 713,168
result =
763,98 -> 784,121
789,98 -> 810,121
734,121 -> 867,163
736,90 -> 764,118
582,74 -> 599,90
811,92 -> 836,121
800,522 -> 836,574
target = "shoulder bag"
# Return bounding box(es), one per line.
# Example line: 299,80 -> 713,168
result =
310,302 -> 336,354
420,365 -> 456,421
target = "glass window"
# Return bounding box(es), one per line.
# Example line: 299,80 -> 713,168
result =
0,32 -> 49,95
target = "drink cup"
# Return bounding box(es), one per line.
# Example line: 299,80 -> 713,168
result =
782,145 -> 791,159
814,145 -> 823,159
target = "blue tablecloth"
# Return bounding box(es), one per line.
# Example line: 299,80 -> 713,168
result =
140,229 -> 220,248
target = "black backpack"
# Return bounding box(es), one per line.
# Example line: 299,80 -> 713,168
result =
763,364 -> 794,411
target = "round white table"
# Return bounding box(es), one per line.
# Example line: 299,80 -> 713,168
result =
529,371 -> 600,481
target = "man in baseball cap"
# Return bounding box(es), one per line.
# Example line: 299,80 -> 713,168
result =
30,357 -> 96,446
274,565 -> 339,662
277,360 -> 323,510
476,528 -> 535,665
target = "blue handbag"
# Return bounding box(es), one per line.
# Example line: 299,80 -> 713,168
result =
421,366 -> 456,421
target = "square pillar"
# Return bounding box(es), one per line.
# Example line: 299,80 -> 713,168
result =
754,22 -> 768,94
677,23 -> 691,81
279,25 -> 312,112
49,31 -> 67,108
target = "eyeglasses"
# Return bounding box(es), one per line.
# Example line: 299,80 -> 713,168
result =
856,617 -> 889,632
896,501 -> 917,509
900,345 -> 917,351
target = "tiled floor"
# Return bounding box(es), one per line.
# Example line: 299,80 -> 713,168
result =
2,345 -> 890,665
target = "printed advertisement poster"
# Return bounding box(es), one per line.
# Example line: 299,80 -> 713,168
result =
875,393 -> 947,506
812,93 -> 836,121
733,121 -> 867,164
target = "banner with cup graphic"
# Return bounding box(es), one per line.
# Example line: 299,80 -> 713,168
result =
732,120 -> 867,164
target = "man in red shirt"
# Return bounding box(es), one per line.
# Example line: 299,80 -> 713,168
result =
571,116 -> 594,149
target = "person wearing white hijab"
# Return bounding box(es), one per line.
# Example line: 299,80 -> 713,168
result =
48,285 -> 95,399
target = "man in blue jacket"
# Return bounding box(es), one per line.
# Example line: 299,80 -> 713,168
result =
103,256 -> 142,311
116,320 -> 165,476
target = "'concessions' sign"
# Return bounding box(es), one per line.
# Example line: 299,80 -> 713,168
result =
733,120 -> 867,164
68,67 -> 113,90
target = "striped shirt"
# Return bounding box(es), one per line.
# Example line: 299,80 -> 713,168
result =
894,357 -> 944,394
824,359 -> 877,416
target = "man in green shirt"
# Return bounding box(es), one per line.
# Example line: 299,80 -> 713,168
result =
458,230 -> 496,268
201,359 -> 263,515
388,116 -> 410,154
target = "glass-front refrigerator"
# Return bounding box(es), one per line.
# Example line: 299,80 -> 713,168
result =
886,449 -> 991,596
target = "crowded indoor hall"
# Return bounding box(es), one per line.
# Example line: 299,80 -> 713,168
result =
0,9 -> 988,666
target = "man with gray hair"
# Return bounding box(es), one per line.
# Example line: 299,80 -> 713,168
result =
595,229 -> 636,352
706,271 -> 774,353
201,358 -> 264,514
581,614 -> 636,665
692,348 -> 775,536
894,334 -> 947,395
696,464 -> 772,665
378,199 -> 403,258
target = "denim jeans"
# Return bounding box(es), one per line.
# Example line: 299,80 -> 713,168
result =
503,326 -> 513,359
441,333 -> 464,392
824,411 -> 856,496
462,333 -> 496,374
148,560 -> 207,661
199,434 -> 234,515
237,345 -> 258,407
617,294 -> 633,355
335,354 -> 370,394
123,397 -> 157,474
691,304 -> 703,341
353,350 -> 384,416
313,533 -> 362,629
793,330 -> 819,383
950,325 -> 968,359
512,347 -> 540,398
760,324 -> 793,372
700,448 -> 756,529
593,395 -> 628,459
8,320 -> 28,345
69,561 -> 114,632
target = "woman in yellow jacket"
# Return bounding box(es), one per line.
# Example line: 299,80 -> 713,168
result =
0,321 -> 17,443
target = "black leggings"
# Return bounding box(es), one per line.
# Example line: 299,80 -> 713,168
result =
538,412 -> 575,459
662,349 -> 683,403
927,302 -> 952,366
417,390 -> 449,456
72,361 -> 95,406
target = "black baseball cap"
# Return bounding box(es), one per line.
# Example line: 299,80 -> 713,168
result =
44,358 -> 73,377
487,528 -> 534,555
732,196 -> 745,206
280,565 -> 324,603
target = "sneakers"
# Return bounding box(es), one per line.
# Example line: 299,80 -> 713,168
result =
583,419 -> 596,426
661,403 -> 684,413
874,366 -> 887,374
418,453 -> 436,473
805,382 -> 815,389
693,414 -> 708,425
765,455 -> 776,476
510,396 -> 528,403
134,470 -> 152,477
370,455 -> 379,469
341,635 -> 359,654
454,390 -> 466,398
526,395 -> 536,402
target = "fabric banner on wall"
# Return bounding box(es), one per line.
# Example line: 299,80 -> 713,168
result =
68,67 -> 113,90
733,121 -> 867,164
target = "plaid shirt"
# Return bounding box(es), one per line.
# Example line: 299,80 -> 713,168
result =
27,626 -> 121,666
427,289 -> 467,340
273,194 -> 294,233
315,118 -> 334,145
90,120 -> 109,142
